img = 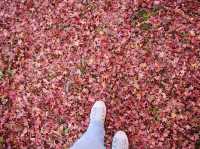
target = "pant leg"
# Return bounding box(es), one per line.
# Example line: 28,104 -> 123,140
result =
70,121 -> 106,149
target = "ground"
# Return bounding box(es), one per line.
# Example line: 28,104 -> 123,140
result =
0,0 -> 200,148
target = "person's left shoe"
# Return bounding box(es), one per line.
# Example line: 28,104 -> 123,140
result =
90,101 -> 106,125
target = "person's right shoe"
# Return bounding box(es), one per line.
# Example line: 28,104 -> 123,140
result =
112,131 -> 129,149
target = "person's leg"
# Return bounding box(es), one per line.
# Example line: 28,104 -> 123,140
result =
71,101 -> 106,149
71,121 -> 105,149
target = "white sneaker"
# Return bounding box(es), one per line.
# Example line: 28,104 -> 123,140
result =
90,101 -> 106,124
112,131 -> 129,149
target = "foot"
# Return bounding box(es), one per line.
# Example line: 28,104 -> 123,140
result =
90,101 -> 106,125
112,131 -> 129,149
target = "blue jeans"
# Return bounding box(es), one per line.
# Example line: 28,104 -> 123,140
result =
71,121 -> 106,149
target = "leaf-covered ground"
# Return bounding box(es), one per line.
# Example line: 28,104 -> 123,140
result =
0,0 -> 200,148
